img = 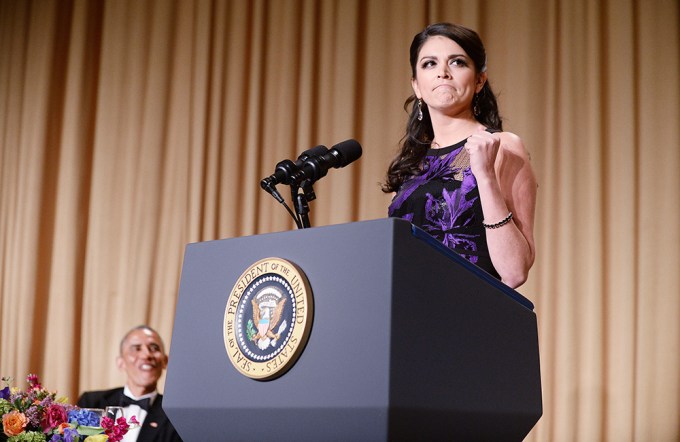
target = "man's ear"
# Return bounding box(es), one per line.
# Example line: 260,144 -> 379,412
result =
162,354 -> 168,369
115,355 -> 124,371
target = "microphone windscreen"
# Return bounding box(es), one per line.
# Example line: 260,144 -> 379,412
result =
331,139 -> 362,167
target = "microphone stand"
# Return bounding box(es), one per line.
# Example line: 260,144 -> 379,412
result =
291,179 -> 317,229
263,180 -> 302,229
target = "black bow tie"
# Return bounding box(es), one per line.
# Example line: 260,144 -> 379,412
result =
120,395 -> 151,411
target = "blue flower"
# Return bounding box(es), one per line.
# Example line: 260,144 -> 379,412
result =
68,408 -> 101,426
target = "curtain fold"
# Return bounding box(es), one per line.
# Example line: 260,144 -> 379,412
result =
1,0 -> 678,440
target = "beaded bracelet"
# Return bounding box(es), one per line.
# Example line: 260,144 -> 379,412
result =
482,212 -> 513,229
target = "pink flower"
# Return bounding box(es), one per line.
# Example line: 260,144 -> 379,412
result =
101,416 -> 131,442
116,416 -> 129,430
40,403 -> 68,432
26,373 -> 42,391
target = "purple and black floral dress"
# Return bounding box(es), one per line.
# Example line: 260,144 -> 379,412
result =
388,136 -> 500,279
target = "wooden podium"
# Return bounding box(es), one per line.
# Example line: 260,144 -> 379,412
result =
164,218 -> 542,441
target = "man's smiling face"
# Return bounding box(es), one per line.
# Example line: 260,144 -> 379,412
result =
117,328 -> 168,396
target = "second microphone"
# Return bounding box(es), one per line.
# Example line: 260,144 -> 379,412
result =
261,139 -> 362,188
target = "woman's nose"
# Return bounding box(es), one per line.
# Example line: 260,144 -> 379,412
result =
437,66 -> 451,78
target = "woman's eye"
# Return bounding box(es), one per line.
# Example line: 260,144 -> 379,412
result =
421,60 -> 435,68
450,58 -> 467,67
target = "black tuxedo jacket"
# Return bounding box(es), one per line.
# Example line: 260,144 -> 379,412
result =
77,387 -> 183,442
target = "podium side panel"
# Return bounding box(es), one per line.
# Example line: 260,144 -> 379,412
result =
387,222 -> 542,440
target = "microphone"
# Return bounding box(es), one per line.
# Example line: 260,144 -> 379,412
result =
288,139 -> 362,185
260,145 -> 329,190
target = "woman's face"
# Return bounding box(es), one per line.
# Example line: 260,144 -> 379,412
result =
411,35 -> 486,117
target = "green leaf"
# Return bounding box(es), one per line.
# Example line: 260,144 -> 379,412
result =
76,425 -> 105,436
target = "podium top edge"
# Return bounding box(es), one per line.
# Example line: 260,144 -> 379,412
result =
184,218 -> 535,311
408,222 -> 535,311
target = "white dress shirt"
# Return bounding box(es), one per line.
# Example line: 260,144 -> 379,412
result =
120,386 -> 158,442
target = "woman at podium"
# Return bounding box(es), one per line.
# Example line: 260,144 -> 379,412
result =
384,22 -> 537,289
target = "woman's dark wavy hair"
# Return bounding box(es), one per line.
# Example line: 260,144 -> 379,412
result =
382,22 -> 503,193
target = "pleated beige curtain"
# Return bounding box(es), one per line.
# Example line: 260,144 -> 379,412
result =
1,0 -> 678,440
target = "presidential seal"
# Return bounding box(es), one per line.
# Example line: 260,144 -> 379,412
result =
223,257 -> 314,380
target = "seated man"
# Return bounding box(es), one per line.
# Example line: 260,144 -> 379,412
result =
78,325 -> 183,442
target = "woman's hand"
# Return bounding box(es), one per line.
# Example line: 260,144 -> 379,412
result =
465,129 -> 501,179
469,131 -> 537,288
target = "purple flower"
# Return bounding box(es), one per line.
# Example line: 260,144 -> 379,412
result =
50,427 -> 80,442
64,427 -> 80,442
25,405 -> 42,427
41,395 -> 54,405
0,385 -> 9,399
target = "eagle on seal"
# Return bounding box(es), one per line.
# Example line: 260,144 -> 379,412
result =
251,297 -> 286,343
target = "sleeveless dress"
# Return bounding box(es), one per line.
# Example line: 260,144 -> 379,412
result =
388,137 -> 500,279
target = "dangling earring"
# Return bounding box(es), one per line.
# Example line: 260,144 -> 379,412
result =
473,94 -> 480,117
417,99 -> 423,121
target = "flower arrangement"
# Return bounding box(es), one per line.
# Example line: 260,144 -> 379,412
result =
1,375 -> 138,442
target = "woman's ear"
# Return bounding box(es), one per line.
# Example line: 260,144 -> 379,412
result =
476,72 -> 487,94
411,77 -> 421,99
